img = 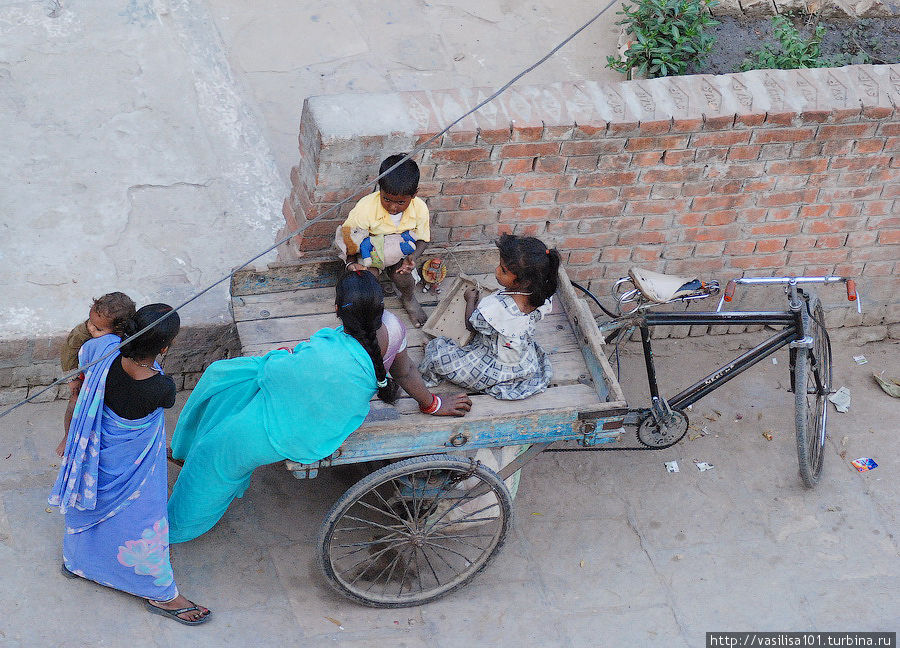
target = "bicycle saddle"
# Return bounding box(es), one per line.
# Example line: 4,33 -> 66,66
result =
629,267 -> 707,303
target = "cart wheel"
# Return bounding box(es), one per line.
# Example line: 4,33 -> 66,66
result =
317,454 -> 513,607
794,294 -> 831,488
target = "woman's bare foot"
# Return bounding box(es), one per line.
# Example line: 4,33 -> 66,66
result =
148,594 -> 210,623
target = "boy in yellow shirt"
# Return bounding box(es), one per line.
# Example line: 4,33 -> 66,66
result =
341,154 -> 429,326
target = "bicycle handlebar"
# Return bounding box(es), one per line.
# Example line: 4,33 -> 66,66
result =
846,279 -> 857,302
718,275 -> 860,312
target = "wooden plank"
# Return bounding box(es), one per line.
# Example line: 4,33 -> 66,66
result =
231,244 -> 500,297
237,311 -> 578,355
282,383 -> 626,466
555,268 -> 627,406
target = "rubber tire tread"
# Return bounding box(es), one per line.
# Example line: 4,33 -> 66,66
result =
794,294 -> 829,488
317,454 -> 513,608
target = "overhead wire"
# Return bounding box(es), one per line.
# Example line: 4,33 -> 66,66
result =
0,0 -> 620,420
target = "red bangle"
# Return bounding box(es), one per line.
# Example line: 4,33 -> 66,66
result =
420,394 -> 441,414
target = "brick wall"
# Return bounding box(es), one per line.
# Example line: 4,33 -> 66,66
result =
283,64 -> 899,331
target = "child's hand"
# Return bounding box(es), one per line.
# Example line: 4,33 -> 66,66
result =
464,287 -> 480,303
396,257 -> 416,275
68,377 -> 83,398
55,437 -> 66,457
435,393 -> 472,417
346,262 -> 366,272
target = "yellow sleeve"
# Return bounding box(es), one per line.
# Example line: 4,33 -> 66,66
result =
412,198 -> 430,242
342,193 -> 377,231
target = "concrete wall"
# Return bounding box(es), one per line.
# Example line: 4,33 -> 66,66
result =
286,64 -> 899,333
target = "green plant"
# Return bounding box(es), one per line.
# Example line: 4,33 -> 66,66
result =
606,0 -> 719,79
739,15 -> 855,71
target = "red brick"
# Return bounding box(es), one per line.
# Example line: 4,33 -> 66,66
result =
731,253 -> 791,269
821,140 -> 853,156
677,213 -> 704,226
297,235 -> 331,252
617,231 -> 667,245
523,190 -> 556,205
563,140 -> 627,156
499,206 -> 560,222
575,172 -> 638,187
632,246 -> 662,261
739,208 -> 767,222
830,108 -> 863,122
704,115 -> 736,130
574,123 -> 608,139
863,200 -> 892,216
851,247 -> 900,262
436,210 -> 498,227
663,258 -> 725,274
431,147 -> 491,163
854,139 -> 885,154
639,119 -> 672,134
886,136 -> 900,152
799,110 -> 830,124
621,186 -> 651,200
428,195 -> 462,211
879,229 -> 900,245
692,194 -> 752,211
467,161 -> 502,177
478,127 -> 511,144
600,247 -> 632,262
846,231 -> 878,247
818,123 -> 877,140
885,184 -> 900,198
568,249 -> 598,264
450,225 -> 486,241
459,194 -> 491,209
727,145 -> 761,161
833,263 -> 865,276
556,188 -> 597,204
695,241 -> 725,256
799,204 -> 829,218
491,193 -> 522,208
566,156 -> 599,171
512,124 -> 544,142
627,199 -> 689,215
663,149 -> 695,165
683,225 -> 740,242
830,203 -> 863,218
596,153 -> 634,170
640,167 -> 704,183
442,178 -> 505,195
672,118 -> 704,132
690,131 -> 751,147
633,151 -> 663,166
790,142 -> 822,158
707,163 -> 766,179
607,121 -> 641,135
815,234 -> 848,248
789,249 -> 849,264
559,235 -> 613,249
743,178 -> 777,192
694,148 -> 729,163
433,162 -> 468,179
755,238 -> 786,253
751,128 -> 816,144
774,175 -> 811,190
663,244 -> 695,259
704,211 -> 737,226
499,142 -> 560,158
416,181 -> 442,197
535,156 -> 566,174
725,240 -> 755,255
869,168 -> 898,183
750,222 -> 801,236
836,171 -> 870,188
756,189 -> 818,207
862,261 -> 895,276
786,236 -> 816,251
877,122 -> 900,136
562,204 -> 622,220
735,113 -> 766,128
281,199 -> 299,232
766,207 -> 798,221
759,143 -> 793,160
767,159 -> 829,175
511,175 -> 574,190
500,158 -> 534,174
765,112 -> 797,126
625,135 -> 689,151
806,218 -> 862,234
642,216 -> 673,229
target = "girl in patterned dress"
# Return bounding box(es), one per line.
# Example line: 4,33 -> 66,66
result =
419,234 -> 561,400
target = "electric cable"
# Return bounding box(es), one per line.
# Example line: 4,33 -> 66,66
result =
0,1 -> 619,419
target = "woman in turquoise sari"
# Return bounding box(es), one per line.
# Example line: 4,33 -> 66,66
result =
167,270 -> 471,544
50,304 -> 210,625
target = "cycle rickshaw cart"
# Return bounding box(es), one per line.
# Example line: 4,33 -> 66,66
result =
230,245 -> 856,608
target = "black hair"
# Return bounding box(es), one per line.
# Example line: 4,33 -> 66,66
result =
335,271 -> 399,404
496,234 -> 561,308
377,154 -> 420,196
92,292 -> 136,337
120,304 -> 180,360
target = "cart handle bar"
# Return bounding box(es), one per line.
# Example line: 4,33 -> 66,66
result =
723,276 -> 856,303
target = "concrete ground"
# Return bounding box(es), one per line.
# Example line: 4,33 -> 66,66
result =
1,330 -> 897,646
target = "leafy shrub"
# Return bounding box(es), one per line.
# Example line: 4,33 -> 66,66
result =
606,0 -> 719,79
739,15 -> 864,71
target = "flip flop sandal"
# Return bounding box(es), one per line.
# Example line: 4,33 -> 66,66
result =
61,563 -> 79,579
146,600 -> 211,626
166,447 -> 184,467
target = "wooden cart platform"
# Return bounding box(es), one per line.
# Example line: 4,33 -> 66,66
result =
229,245 -> 628,476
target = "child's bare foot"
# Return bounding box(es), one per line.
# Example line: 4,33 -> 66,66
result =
388,263 -> 427,327
402,294 -> 428,327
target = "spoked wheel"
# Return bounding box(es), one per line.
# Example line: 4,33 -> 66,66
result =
317,454 -> 513,607
794,293 -> 832,488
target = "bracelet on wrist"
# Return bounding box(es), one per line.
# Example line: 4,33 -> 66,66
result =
420,394 -> 441,415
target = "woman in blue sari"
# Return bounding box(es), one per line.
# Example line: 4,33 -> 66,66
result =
50,304 -> 210,625
167,270 -> 472,544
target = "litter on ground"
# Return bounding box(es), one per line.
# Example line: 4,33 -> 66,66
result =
873,373 -> 900,398
665,461 -> 679,473
828,386 -> 851,412
853,355 -> 868,365
851,457 -> 878,472
694,461 -> 714,472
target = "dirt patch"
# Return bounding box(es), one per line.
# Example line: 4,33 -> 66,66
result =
689,15 -> 900,75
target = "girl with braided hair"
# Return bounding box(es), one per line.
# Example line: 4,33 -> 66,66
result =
166,270 -> 470,544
